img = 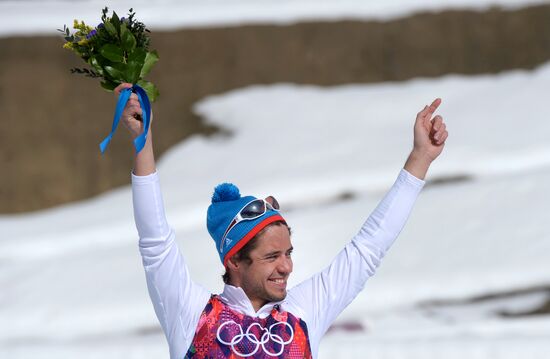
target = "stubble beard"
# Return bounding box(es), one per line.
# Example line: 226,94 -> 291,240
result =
245,282 -> 287,307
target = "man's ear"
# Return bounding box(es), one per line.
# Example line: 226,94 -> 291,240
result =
226,255 -> 240,272
225,256 -> 243,287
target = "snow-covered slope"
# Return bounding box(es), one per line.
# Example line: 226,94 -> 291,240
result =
1,62 -> 549,358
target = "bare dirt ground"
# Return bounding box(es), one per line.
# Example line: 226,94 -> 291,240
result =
1,5 -> 550,213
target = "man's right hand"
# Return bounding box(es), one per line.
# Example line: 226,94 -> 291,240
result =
114,83 -> 157,175
114,82 -> 148,140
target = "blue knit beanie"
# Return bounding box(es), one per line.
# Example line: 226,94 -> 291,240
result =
207,183 -> 285,265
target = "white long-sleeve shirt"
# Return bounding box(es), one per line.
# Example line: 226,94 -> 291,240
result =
132,169 -> 425,359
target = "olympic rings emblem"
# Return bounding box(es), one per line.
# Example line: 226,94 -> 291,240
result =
216,320 -> 295,357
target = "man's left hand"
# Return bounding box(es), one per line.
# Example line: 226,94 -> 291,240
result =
404,98 -> 449,179
413,98 -> 448,162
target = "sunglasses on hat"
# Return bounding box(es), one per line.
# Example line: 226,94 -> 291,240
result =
219,196 -> 280,252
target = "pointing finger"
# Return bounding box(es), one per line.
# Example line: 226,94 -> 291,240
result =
425,98 -> 442,118
417,105 -> 428,118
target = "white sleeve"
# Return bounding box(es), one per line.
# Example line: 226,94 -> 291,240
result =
287,169 -> 424,344
132,172 -> 211,359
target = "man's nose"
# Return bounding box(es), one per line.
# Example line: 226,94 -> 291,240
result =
277,256 -> 293,274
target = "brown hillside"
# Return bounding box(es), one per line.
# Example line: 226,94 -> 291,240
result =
1,5 -> 550,213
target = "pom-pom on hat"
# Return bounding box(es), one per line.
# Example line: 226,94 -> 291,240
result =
207,183 -> 285,265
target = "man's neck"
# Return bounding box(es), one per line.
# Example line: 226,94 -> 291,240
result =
224,283 -> 267,313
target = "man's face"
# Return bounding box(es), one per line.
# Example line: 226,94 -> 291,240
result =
233,224 -> 293,311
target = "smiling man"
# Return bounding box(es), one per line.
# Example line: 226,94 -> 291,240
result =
118,83 -> 448,358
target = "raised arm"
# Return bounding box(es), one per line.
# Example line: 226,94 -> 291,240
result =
116,84 -> 210,358
287,98 -> 448,349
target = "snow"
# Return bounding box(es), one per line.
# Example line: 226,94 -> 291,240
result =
1,52 -> 550,359
1,0 -> 549,37
4,0 -> 549,357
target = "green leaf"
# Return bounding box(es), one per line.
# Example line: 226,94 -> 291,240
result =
100,44 -> 124,62
125,61 -> 141,84
104,65 -> 124,80
128,48 -> 146,64
111,62 -> 128,72
112,12 -> 121,32
108,62 -> 131,82
137,80 -> 159,102
102,7 -> 108,21
104,20 -> 117,37
120,23 -> 136,52
88,57 -> 104,75
100,80 -> 119,91
140,50 -> 159,78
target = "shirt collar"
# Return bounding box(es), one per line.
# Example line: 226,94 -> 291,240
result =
219,284 -> 284,318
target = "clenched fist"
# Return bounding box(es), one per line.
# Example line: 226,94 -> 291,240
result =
114,83 -> 153,140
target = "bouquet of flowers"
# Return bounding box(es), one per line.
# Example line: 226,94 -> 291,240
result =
59,7 -> 159,154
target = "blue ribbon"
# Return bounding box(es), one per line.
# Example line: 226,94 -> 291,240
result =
99,84 -> 152,154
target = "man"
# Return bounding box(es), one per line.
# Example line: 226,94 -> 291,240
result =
117,83 -> 448,358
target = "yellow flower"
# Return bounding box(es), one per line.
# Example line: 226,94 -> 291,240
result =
73,20 -> 89,32
63,42 -> 74,50
78,39 -> 88,46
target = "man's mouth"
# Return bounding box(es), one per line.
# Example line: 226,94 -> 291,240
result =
268,278 -> 286,285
